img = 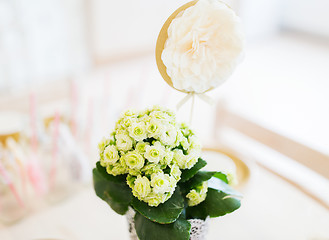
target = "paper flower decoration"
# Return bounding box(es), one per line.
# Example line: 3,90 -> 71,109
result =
157,0 -> 244,93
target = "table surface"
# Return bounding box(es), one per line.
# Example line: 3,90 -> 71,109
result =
1,163 -> 329,240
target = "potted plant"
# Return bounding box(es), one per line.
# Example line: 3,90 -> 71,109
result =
93,106 -> 241,240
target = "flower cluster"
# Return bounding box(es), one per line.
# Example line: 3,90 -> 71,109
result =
98,106 -> 202,207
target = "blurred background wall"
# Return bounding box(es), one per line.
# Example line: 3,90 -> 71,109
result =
0,0 -> 329,153
0,0 -> 89,91
1,0 -> 329,92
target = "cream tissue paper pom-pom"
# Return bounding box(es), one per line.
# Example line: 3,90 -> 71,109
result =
161,0 -> 244,93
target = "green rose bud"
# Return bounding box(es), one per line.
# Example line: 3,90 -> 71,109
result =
185,156 -> 198,169
180,122 -> 194,137
146,119 -> 163,138
123,151 -> 145,170
115,132 -> 133,151
123,109 -> 138,117
186,190 -> 203,207
186,181 -> 208,206
98,137 -> 110,153
173,149 -> 188,169
180,136 -> 190,150
141,163 -> 162,176
145,141 -> 165,164
170,164 -> 181,180
159,125 -> 178,147
122,117 -> 135,128
127,175 -> 137,189
150,110 -> 170,122
135,141 -> 150,155
168,176 -> 177,194
128,121 -> 147,141
106,162 -> 126,176
102,145 -> 119,165
161,149 -> 174,165
150,172 -> 173,194
133,175 -> 151,199
188,135 -> 202,156
144,192 -> 169,207
129,169 -> 141,176
226,172 -> 238,186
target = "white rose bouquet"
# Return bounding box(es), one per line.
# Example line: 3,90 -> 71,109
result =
93,106 -> 241,240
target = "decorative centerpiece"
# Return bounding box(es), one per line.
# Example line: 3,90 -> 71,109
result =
93,106 -> 241,240
94,0 -> 244,238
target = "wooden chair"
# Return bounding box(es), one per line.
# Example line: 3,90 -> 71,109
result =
214,101 -> 329,210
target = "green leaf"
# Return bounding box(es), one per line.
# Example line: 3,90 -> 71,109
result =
213,172 -> 228,184
134,211 -> 191,240
180,158 -> 207,182
101,193 -> 129,215
180,171 -> 215,193
132,187 -> 184,224
93,163 -> 132,215
186,188 -> 241,219
208,177 -> 242,197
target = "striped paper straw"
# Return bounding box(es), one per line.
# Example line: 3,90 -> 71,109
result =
0,153 -> 24,207
49,111 -> 60,189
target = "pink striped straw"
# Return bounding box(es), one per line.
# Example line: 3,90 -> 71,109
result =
29,93 -> 38,153
5,138 -> 28,203
85,99 -> 94,154
0,159 -> 24,207
19,160 -> 27,201
102,74 -> 111,129
27,156 -> 46,195
49,111 -> 60,189
70,80 -> 78,137
29,93 -> 46,195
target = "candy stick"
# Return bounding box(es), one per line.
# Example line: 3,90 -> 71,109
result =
0,153 -> 24,207
49,111 -> 60,189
